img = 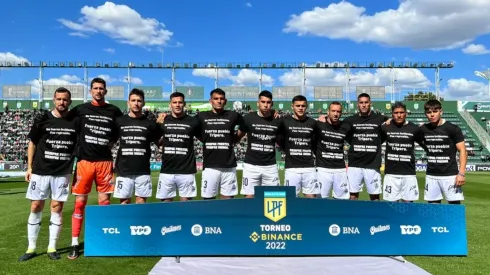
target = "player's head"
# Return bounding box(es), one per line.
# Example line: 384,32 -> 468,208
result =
424,99 -> 443,124
291,95 -> 307,119
357,93 -> 371,115
128,88 -> 145,115
257,90 -> 273,116
169,92 -> 186,117
209,88 -> 227,112
391,101 -> 407,125
328,101 -> 342,124
53,87 -> 72,114
90,77 -> 107,102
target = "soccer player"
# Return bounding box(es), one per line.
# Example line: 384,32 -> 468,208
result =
381,102 -> 424,202
420,99 -> 467,204
197,88 -> 245,199
113,89 -> 162,204
315,101 -> 351,199
238,90 -> 281,198
156,92 -> 200,202
278,95 -> 319,198
68,77 -> 123,259
19,87 -> 79,261
343,93 -> 388,201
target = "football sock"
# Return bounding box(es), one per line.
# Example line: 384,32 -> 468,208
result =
48,212 -> 62,251
27,212 -> 42,252
71,200 -> 87,245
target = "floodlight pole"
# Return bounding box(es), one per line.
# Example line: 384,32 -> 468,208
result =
38,66 -> 44,103
83,66 -> 88,102
302,63 -> 306,96
435,67 -> 441,101
259,67 -> 263,92
345,67 -> 351,103
171,67 -> 176,92
127,66 -> 131,93
214,66 -> 218,89
390,68 -> 395,103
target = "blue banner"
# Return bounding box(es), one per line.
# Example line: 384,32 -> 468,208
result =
84,186 -> 467,257
150,162 -> 161,171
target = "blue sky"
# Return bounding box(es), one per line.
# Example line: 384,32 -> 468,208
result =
0,0 -> 489,102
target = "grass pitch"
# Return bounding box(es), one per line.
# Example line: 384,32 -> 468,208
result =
0,171 -> 489,275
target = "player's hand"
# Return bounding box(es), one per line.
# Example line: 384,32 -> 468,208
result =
455,174 -> 465,186
383,118 -> 392,125
156,113 -> 167,124
273,110 -> 280,119
318,115 -> 327,122
25,168 -> 32,182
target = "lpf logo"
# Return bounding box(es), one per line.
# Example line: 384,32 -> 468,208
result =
400,225 -> 421,235
130,225 -> 152,236
264,191 -> 286,222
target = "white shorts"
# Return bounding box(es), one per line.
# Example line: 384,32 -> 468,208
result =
202,167 -> 238,198
285,168 -> 319,197
383,174 -> 419,202
241,163 -> 280,195
347,167 -> 382,195
114,174 -> 152,199
424,175 -> 464,202
317,168 -> 349,199
26,174 -> 71,202
156,173 -> 197,199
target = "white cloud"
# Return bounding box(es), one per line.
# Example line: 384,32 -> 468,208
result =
283,0 -> 490,50
164,79 -> 197,86
443,78 -> 488,100
246,2 -> 252,8
279,66 -> 431,91
69,32 -> 89,38
462,44 -> 490,55
192,68 -> 274,86
27,75 -> 85,94
103,48 -> 115,54
58,2 -> 173,47
124,77 -> 143,85
0,52 -> 30,67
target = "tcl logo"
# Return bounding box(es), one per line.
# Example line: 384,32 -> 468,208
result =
102,228 -> 120,234
130,226 -> 152,236
400,225 -> 421,235
431,227 -> 449,233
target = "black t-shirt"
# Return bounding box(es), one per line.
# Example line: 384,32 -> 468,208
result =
419,121 -> 465,176
160,115 -> 200,174
278,116 -> 317,169
196,110 -> 245,169
70,102 -> 123,161
240,112 -> 282,166
381,122 -> 424,175
28,112 -> 80,176
114,114 -> 162,176
344,113 -> 387,169
315,120 -> 351,169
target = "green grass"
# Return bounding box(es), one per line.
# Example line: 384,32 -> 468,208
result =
0,171 -> 489,275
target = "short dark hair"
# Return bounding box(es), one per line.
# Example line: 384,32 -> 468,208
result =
170,92 -> 185,101
129,88 -> 145,101
391,102 -> 406,112
358,93 -> 370,100
329,101 -> 342,110
54,87 -> 71,98
258,90 -> 273,100
292,95 -> 307,104
210,88 -> 226,98
424,99 -> 442,111
90,77 -> 106,90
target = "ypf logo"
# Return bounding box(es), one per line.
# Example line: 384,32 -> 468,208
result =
130,225 -> 152,236
400,225 -> 421,235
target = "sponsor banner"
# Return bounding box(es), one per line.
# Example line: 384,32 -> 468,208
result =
174,86 -> 205,100
84,186 -> 467,257
277,161 -> 285,170
416,164 -> 476,172
475,164 -> 490,172
356,86 -> 385,99
2,85 -> 31,99
3,162 -> 24,171
0,171 -> 25,178
313,86 -> 343,99
150,162 -> 204,171
196,162 -> 203,171
133,86 -> 162,99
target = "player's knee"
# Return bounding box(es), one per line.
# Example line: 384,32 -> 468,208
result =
30,200 -> 45,212
50,201 -> 64,213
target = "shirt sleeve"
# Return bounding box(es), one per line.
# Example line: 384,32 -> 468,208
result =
450,124 -> 465,144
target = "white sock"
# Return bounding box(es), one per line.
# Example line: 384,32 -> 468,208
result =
72,237 -> 79,246
48,212 -> 62,251
27,212 -> 42,252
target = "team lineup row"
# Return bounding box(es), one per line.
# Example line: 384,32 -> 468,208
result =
18,77 -> 467,262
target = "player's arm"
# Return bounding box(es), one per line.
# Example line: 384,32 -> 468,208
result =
25,120 -> 43,182
414,128 -> 427,152
233,113 -> 247,143
25,141 -> 36,182
456,141 -> 467,186
275,119 -> 285,150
